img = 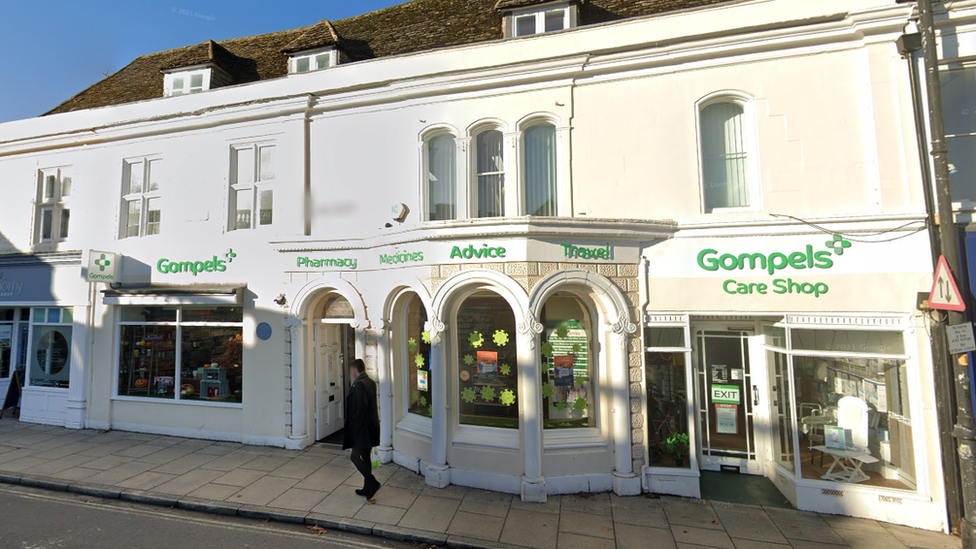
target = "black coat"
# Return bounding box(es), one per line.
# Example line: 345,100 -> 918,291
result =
342,373 -> 380,450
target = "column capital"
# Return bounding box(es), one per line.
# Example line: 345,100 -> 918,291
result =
424,316 -> 446,346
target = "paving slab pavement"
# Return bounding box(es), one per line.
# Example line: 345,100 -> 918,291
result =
0,417 -> 961,549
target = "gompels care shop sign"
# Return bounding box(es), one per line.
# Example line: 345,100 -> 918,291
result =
644,230 -> 932,313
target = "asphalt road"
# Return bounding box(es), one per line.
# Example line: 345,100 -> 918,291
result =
0,484 -> 420,549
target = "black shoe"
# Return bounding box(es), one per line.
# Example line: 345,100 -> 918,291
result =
364,478 -> 381,499
355,487 -> 368,496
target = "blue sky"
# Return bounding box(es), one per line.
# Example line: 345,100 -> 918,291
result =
0,0 -> 404,123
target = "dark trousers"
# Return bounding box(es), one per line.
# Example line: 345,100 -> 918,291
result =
350,447 -> 377,487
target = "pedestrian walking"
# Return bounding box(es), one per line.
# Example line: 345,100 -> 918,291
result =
342,358 -> 381,498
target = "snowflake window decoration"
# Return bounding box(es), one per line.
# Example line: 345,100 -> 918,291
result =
542,384 -> 555,399
412,390 -> 419,402
480,386 -> 496,402
541,342 -> 554,356
492,330 -> 509,346
422,331 -> 431,345
499,364 -> 511,375
408,338 -> 418,352
500,389 -> 516,406
573,397 -> 588,412
571,343 -> 582,353
461,387 -> 476,403
468,331 -> 484,348
555,325 -> 569,339
419,395 -> 428,406
415,354 -> 425,367
463,354 -> 475,366
555,402 -> 568,411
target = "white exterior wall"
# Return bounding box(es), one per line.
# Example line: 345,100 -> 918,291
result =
0,0 -> 957,531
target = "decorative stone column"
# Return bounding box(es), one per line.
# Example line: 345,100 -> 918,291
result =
424,315 -> 451,488
286,315 -> 308,448
610,311 -> 642,496
518,310 -> 547,502
65,304 -> 90,430
372,320 -> 394,463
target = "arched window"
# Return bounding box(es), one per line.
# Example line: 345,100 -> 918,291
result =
474,130 -> 505,218
540,292 -> 595,429
398,293 -> 431,418
699,100 -> 752,212
456,291 -> 518,429
523,122 -> 557,216
426,133 -> 456,221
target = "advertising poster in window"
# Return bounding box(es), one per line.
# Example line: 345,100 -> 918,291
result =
476,351 -> 498,383
553,355 -> 574,387
715,403 -> 738,434
0,325 -> 11,349
417,369 -> 429,392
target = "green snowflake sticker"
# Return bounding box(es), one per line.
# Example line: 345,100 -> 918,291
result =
542,384 -> 555,399
555,326 -> 569,338
572,343 -> 582,353
463,354 -> 475,366
541,342 -> 554,356
492,330 -> 509,346
555,402 -> 568,411
468,331 -> 484,348
422,331 -> 431,345
408,338 -> 418,352
500,389 -> 516,406
462,387 -> 476,403
427,406 -> 432,416
420,395 -> 428,406
573,397 -> 588,412
415,353 -> 425,367
412,390 -> 419,402
499,364 -> 511,376
480,386 -> 496,402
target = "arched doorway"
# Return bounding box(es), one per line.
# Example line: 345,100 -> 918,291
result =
311,292 -> 357,442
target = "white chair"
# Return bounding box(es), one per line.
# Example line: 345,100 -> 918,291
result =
813,396 -> 878,483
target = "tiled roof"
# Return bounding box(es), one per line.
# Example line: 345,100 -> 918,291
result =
45,0 -> 733,116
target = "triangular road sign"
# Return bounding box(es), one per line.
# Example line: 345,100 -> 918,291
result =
929,255 -> 966,312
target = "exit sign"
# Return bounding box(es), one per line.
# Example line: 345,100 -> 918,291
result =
711,384 -> 740,404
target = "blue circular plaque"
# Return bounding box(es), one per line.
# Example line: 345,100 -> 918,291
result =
256,322 -> 273,341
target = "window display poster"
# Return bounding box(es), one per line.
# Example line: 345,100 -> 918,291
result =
715,403 -> 738,434
417,369 -> 429,391
825,425 -> 847,450
476,351 -> 498,383
553,355 -> 574,387
711,364 -> 728,383
0,325 -> 11,349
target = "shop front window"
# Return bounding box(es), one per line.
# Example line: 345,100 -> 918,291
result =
28,308 -> 73,388
402,294 -> 431,418
117,306 -> 243,404
540,292 -> 595,429
645,326 -> 690,468
456,291 -> 518,429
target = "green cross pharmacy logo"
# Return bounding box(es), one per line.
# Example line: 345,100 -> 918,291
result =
224,249 -> 237,263
94,253 -> 111,272
825,234 -> 852,256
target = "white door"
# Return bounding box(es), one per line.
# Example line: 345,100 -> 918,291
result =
315,324 -> 345,440
693,325 -> 769,475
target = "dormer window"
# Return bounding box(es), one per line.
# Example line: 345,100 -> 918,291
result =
163,67 -> 211,97
499,1 -> 577,38
289,49 -> 335,74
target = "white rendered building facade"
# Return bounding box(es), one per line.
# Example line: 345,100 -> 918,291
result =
0,0 -> 965,532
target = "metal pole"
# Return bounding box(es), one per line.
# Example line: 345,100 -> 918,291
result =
918,0 -> 976,544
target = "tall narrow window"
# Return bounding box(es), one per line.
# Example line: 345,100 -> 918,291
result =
427,134 -> 457,221
230,144 -> 275,230
523,123 -> 558,216
475,130 -> 505,218
456,291 -> 518,429
121,158 -> 162,238
700,101 -> 751,211
36,168 -> 71,244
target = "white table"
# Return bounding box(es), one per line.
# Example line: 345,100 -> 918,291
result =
812,445 -> 879,484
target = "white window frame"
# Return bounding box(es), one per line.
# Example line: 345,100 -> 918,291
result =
420,126 -> 463,222
510,3 -> 572,38
695,91 -> 762,214
289,48 -> 335,74
113,306 -> 244,408
163,68 -> 211,97
25,307 -> 74,390
468,121 -> 513,219
35,168 -> 71,245
120,157 -> 163,239
229,142 -> 276,231
516,114 -> 564,217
